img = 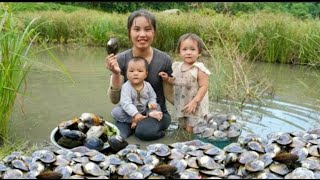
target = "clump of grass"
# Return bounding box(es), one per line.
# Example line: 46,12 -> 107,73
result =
0,4 -> 40,143
0,4 -> 73,150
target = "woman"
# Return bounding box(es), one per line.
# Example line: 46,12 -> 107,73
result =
105,9 -> 173,141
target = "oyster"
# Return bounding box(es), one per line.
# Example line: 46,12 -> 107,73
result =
106,38 -> 119,55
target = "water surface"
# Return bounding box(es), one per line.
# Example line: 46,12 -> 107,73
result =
9,45 -> 320,149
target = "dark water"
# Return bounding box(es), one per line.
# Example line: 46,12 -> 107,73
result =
9,45 -> 320,149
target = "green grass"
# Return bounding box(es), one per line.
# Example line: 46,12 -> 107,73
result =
0,4 -> 74,155
9,2 -> 86,13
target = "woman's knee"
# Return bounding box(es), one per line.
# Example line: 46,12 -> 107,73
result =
135,118 -> 164,141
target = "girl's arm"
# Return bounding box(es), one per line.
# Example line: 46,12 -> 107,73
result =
193,69 -> 209,104
183,69 -> 209,113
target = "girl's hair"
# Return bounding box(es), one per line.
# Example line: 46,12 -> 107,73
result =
129,56 -> 149,72
127,9 -> 156,37
176,33 -> 205,54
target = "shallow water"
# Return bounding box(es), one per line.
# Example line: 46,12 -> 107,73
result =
9,45 -> 320,149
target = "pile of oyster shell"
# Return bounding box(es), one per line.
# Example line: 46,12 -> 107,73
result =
54,112 -> 120,152
1,127 -> 320,179
193,114 -> 242,141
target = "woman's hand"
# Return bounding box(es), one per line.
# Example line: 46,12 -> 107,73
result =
131,113 -> 147,129
148,111 -> 163,121
148,103 -> 158,110
105,54 -> 121,74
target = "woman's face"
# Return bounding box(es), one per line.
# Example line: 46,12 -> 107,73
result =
129,16 -> 155,50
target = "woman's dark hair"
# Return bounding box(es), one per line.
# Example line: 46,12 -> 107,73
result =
176,33 -> 205,54
127,9 -> 156,37
129,56 -> 149,72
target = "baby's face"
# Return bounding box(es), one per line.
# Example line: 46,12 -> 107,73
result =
179,38 -> 201,65
127,60 -> 148,86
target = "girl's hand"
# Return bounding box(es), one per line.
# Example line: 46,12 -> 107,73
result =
183,100 -> 198,114
158,72 -> 169,81
148,111 -> 163,121
105,54 -> 121,74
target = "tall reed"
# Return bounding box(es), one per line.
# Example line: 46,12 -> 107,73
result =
0,5 -> 40,143
0,4 -> 73,145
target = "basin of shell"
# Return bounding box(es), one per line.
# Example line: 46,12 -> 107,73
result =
50,112 -> 120,152
193,114 -> 242,149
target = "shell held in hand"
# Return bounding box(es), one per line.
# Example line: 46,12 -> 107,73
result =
106,38 -> 119,55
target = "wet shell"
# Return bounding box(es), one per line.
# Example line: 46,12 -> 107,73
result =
179,168 -> 201,179
247,141 -> 265,153
264,143 -> 281,156
79,113 -> 103,126
169,159 -> 188,173
258,153 -> 274,167
245,159 -> 265,172
58,136 -> 83,149
84,137 -> 104,151
289,136 -> 307,148
32,150 -> 56,164
86,125 -> 106,139
36,171 -> 63,179
151,164 -> 177,176
117,162 -> 138,176
257,170 -> 283,179
284,167 -> 315,179
89,153 -> 106,162
224,143 -> 245,153
290,147 -> 308,161
143,154 -> 160,166
225,152 -> 238,164
238,151 -> 260,164
201,127 -> 215,138
11,159 -> 29,171
147,143 -> 171,157
300,157 -> 320,170
71,163 -> 84,176
106,37 -> 119,55
275,132 -> 292,145
126,152 -> 144,165
83,162 -> 106,176
28,161 -> 45,172
2,169 -> 23,179
307,145 -> 320,157
200,169 -> 224,177
168,148 -> 185,160
272,152 -> 299,165
104,154 -> 123,165
193,126 -> 206,134
54,165 -> 72,179
108,135 -> 129,154
197,155 -> 224,170
269,163 -> 290,176
213,130 -> 227,138
187,150 -> 204,157
186,157 -> 199,169
139,164 -> 154,178
204,146 -> 222,156
124,170 -> 144,179
0,162 -> 8,172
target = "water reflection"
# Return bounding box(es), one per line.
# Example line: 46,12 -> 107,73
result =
9,45 -> 320,149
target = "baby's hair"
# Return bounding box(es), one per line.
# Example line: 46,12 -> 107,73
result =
129,56 -> 149,72
176,33 -> 205,54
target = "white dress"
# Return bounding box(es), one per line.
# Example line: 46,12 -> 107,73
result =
172,61 -> 211,120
